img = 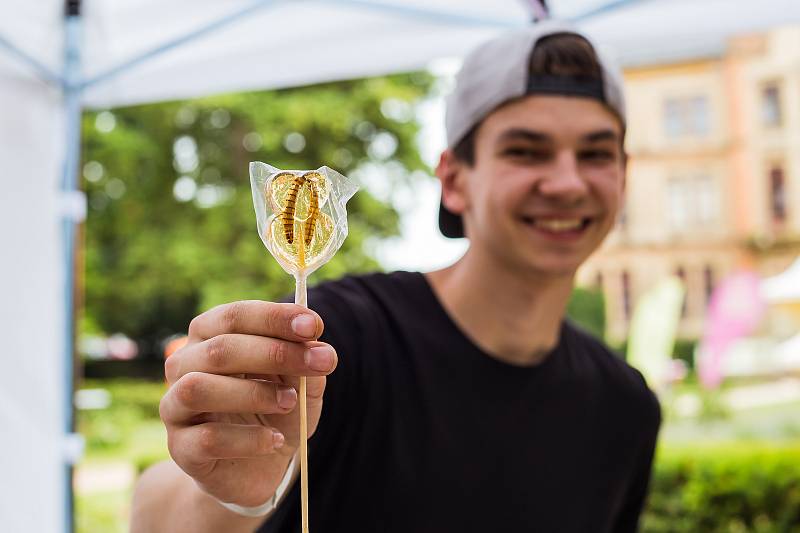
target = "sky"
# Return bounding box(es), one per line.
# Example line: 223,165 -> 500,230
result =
368,60 -> 469,273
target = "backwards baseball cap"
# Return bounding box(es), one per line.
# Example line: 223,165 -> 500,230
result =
439,20 -> 626,239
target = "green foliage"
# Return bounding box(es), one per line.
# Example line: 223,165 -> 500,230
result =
76,489 -> 130,533
697,388 -> 731,421
673,338 -> 698,370
78,379 -> 167,459
566,286 -> 606,339
643,443 -> 800,532
612,338 -> 698,366
81,74 -> 434,349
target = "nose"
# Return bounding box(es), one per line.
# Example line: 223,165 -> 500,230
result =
536,150 -> 589,204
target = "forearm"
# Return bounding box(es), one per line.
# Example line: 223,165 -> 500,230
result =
130,460 -> 268,533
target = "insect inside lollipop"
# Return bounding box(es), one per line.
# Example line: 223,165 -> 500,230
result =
267,171 -> 334,269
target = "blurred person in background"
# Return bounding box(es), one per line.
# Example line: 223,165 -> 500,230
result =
131,19 -> 660,533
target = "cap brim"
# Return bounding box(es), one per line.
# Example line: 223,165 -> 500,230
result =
438,199 -> 464,238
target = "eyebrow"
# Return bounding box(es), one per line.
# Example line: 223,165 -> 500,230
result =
582,129 -> 620,143
496,128 -> 620,144
496,129 -> 552,144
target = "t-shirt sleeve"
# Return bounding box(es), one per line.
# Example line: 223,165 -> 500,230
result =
612,390 -> 662,533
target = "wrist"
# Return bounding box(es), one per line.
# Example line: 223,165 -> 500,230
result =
209,454 -> 298,518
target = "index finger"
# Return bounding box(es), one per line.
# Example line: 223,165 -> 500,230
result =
188,301 -> 324,342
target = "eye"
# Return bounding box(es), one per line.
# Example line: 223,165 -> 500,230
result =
579,149 -> 615,162
501,147 -> 550,161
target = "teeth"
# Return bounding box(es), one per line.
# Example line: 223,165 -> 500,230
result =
532,218 -> 584,232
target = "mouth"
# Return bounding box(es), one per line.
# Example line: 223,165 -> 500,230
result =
519,216 -> 594,241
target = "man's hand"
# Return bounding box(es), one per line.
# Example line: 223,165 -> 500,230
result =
159,300 -> 336,507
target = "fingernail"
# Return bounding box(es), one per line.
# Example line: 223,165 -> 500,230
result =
277,386 -> 297,409
291,314 -> 316,338
305,346 -> 334,372
272,431 -> 285,448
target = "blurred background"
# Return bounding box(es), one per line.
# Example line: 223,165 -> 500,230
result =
3,1 -> 800,532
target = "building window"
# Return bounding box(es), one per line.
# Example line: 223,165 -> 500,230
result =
770,165 -> 787,224
690,96 -> 710,136
621,270 -> 632,321
703,265 -> 715,307
762,83 -> 782,127
668,178 -> 690,231
664,99 -> 683,138
663,95 -> 710,138
667,175 -> 719,233
675,266 -> 688,318
695,175 -> 719,224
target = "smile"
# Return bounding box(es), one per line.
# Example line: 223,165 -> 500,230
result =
520,216 -> 593,240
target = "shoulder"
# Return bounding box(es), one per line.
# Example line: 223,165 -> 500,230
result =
309,270 -> 422,317
314,270 -> 423,295
563,320 -> 661,426
307,270 -> 422,340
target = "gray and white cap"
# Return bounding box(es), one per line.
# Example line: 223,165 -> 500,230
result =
440,20 -> 626,238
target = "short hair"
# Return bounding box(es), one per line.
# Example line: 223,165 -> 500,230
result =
452,32 -> 607,166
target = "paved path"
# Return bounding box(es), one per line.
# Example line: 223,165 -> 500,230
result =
74,461 -> 135,494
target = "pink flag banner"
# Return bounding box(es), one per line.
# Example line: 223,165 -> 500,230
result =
697,272 -> 766,389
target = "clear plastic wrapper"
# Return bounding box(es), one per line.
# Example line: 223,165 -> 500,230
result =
250,161 -> 358,280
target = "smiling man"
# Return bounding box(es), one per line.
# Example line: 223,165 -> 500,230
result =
133,20 -> 661,533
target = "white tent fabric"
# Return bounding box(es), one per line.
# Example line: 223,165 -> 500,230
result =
0,78 -> 66,533
3,1 -> 800,531
8,0 -> 800,107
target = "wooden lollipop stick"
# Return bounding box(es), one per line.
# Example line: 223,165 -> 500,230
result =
299,377 -> 309,533
295,243 -> 310,533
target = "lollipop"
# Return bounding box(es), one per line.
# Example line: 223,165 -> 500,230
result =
250,161 -> 358,532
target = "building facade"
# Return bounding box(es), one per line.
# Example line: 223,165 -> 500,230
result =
579,25 -> 800,343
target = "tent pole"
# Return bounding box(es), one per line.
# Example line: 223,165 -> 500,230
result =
81,0 -> 527,93
62,1 -> 84,532
527,0 -> 550,21
317,0 -> 523,30
0,33 -> 63,86
569,0 -> 650,22
81,0 -> 282,90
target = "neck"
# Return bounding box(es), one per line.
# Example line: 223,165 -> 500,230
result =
426,246 -> 574,366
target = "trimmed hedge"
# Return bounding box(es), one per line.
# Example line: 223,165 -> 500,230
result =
643,443 -> 800,532
567,287 -> 606,340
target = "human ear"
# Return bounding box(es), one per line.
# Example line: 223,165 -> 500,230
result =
435,149 -> 469,215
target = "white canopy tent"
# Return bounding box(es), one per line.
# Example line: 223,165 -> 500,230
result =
3,0 -> 800,530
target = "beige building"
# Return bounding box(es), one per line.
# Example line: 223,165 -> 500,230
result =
578,25 -> 800,343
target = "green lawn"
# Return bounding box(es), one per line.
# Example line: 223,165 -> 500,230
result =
76,379 -> 169,532
76,488 -> 132,533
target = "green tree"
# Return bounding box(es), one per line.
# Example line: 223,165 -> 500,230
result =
566,286 -> 606,340
81,73 -> 433,354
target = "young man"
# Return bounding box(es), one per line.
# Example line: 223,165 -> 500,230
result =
132,20 -> 661,533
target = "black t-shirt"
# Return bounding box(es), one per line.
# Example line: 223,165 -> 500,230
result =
258,271 -> 661,533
